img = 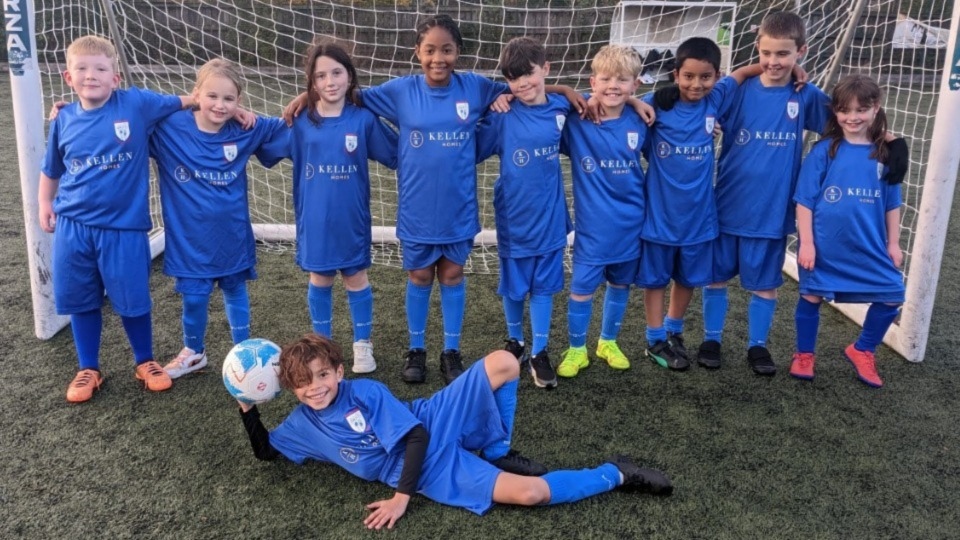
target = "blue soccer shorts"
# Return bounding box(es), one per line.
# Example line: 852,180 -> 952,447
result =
402,239 -> 474,271
570,258 -> 639,295
310,263 -> 369,279
498,248 -> 565,301
408,359 -> 506,515
52,216 -> 151,316
712,233 -> 787,291
174,267 -> 257,296
636,239 -> 713,289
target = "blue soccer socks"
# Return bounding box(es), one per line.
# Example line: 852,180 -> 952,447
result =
795,297 -> 822,353
646,325 -> 667,347
529,294 -> 553,356
308,283 -> 333,338
440,280 -> 466,351
567,297 -> 592,348
71,309 -> 103,371
181,293 -> 210,353
664,316 -> 684,336
748,295 -> 777,348
406,280 -> 432,350
702,287 -> 728,343
347,286 -> 374,342
600,286 -> 629,341
503,296 -> 525,342
855,303 -> 900,353
121,312 -> 154,364
222,283 -> 251,344
481,378 -> 519,462
544,463 -> 621,505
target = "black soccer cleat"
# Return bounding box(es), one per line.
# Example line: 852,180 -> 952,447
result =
439,349 -> 465,385
667,333 -> 690,362
504,338 -> 528,365
697,340 -> 723,369
747,346 -> 777,376
608,455 -> 673,496
489,449 -> 548,477
401,348 -> 427,384
529,351 -> 558,389
646,339 -> 689,371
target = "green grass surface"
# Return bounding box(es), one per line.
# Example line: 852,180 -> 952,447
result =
3,72 -> 960,539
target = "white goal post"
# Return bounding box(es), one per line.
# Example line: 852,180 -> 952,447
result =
6,0 -> 960,363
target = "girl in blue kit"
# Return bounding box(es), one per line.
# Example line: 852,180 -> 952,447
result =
791,74 -> 905,388
237,334 -> 672,529
356,14 -> 510,385
356,15 -> 583,386
287,41 -> 398,374
152,58 -> 288,379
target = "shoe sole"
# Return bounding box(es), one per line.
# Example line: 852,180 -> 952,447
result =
136,376 -> 172,392
790,371 -> 815,381
352,362 -> 377,374
597,352 -> 630,370
165,356 -> 208,379
530,367 -> 558,389
843,351 -> 882,388
401,373 -> 426,383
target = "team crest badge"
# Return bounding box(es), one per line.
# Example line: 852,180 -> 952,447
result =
456,101 -> 469,121
345,134 -> 358,153
705,116 -> 715,135
175,166 -> 191,183
114,121 -> 130,142
556,114 -> 566,131
345,408 -> 367,433
627,131 -> 639,150
877,162 -> 886,180
223,143 -> 237,162
787,100 -> 799,119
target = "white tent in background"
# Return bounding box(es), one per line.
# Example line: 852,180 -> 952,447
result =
891,13 -> 948,49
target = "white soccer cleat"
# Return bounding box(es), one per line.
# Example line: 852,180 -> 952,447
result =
352,340 -> 377,374
163,347 -> 208,379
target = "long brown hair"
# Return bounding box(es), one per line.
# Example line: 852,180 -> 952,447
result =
823,74 -> 888,162
302,40 -> 359,125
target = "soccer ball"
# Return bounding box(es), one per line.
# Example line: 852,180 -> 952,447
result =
222,338 -> 282,405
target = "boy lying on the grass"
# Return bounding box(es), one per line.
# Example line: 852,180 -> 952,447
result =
238,334 -> 672,529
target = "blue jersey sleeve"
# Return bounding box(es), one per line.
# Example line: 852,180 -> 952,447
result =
803,85 -> 831,134
475,112 -> 504,163
709,76 -> 740,118
794,141 -> 830,209
884,179 -> 903,211
252,117 -> 292,168
131,87 -> 184,129
359,81 -> 399,124
41,115 -> 66,179
365,115 -> 399,169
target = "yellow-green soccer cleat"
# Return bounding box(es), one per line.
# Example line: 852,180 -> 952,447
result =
596,339 -> 630,369
557,346 -> 589,378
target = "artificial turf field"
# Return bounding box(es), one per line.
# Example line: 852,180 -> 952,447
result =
2,73 -> 960,539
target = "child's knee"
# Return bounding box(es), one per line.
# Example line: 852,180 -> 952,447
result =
485,350 -> 520,380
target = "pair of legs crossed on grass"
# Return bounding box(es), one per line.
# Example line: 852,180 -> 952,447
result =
464,352 -> 672,509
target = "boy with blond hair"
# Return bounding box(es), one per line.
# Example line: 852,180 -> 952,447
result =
39,35 -> 189,402
555,45 -> 649,377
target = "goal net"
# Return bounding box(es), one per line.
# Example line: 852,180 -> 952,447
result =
8,0 -> 960,361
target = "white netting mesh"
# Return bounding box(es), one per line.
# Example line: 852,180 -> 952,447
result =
22,0 -> 955,353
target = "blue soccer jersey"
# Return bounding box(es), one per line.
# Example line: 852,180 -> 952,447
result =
641,76 -> 738,245
151,110 -> 287,278
270,379 -> 421,485
560,103 -> 647,265
794,140 -> 904,296
41,87 -> 183,230
716,78 -> 830,238
360,72 -> 508,244
288,105 -> 399,272
476,94 -> 573,258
